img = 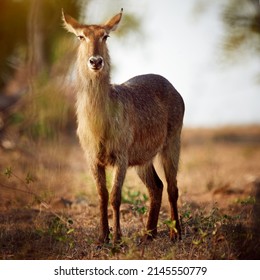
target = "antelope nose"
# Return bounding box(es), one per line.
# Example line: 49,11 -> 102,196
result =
88,56 -> 104,70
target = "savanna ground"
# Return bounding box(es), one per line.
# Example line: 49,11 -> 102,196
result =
0,125 -> 260,260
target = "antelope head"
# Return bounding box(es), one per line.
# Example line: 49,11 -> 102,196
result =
62,9 -> 123,75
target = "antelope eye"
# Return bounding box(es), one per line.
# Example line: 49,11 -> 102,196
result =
103,34 -> 110,41
77,35 -> 85,41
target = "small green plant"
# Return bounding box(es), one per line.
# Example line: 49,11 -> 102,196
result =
122,189 -> 148,204
4,166 -> 13,178
48,217 -> 74,243
25,172 -> 35,184
235,196 -> 256,205
122,189 -> 148,215
36,216 -> 75,248
3,167 -> 35,185
192,228 -> 209,245
3,166 -> 38,200
164,219 -> 178,234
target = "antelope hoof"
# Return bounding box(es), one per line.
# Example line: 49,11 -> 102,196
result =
112,229 -> 122,245
113,235 -> 122,245
170,228 -> 181,241
98,233 -> 110,244
142,228 -> 157,243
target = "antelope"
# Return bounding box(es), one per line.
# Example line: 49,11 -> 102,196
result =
62,9 -> 185,244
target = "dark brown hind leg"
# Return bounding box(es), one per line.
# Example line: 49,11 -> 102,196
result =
161,140 -> 182,241
136,163 -> 163,239
166,169 -> 181,240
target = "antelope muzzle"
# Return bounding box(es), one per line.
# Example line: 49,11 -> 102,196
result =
88,56 -> 104,71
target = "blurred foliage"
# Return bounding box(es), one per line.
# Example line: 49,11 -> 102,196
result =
192,0 -> 212,17
193,0 -> 260,63
222,0 -> 260,59
193,0 -> 260,82
0,0 -> 143,91
0,0 -> 80,91
0,0 -> 27,89
20,81 -> 72,141
115,12 -> 144,41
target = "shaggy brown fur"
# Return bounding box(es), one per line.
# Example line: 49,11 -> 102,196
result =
62,9 -> 185,243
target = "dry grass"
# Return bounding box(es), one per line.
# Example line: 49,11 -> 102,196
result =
0,126 -> 260,259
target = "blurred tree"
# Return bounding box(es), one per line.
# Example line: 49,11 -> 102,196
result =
193,0 -> 260,81
194,0 -> 260,64
0,0 -> 28,90
221,0 -> 260,61
0,0 -> 80,93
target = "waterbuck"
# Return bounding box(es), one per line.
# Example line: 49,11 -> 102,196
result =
62,9 -> 185,244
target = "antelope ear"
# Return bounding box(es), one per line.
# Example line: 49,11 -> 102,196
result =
104,8 -> 123,32
62,9 -> 81,35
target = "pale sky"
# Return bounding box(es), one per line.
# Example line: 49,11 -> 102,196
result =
85,0 -> 260,127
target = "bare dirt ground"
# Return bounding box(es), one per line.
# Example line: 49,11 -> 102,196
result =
0,126 -> 260,259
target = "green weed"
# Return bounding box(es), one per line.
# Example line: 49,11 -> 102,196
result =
122,188 -> 148,215
235,196 -> 256,205
44,216 -> 74,246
